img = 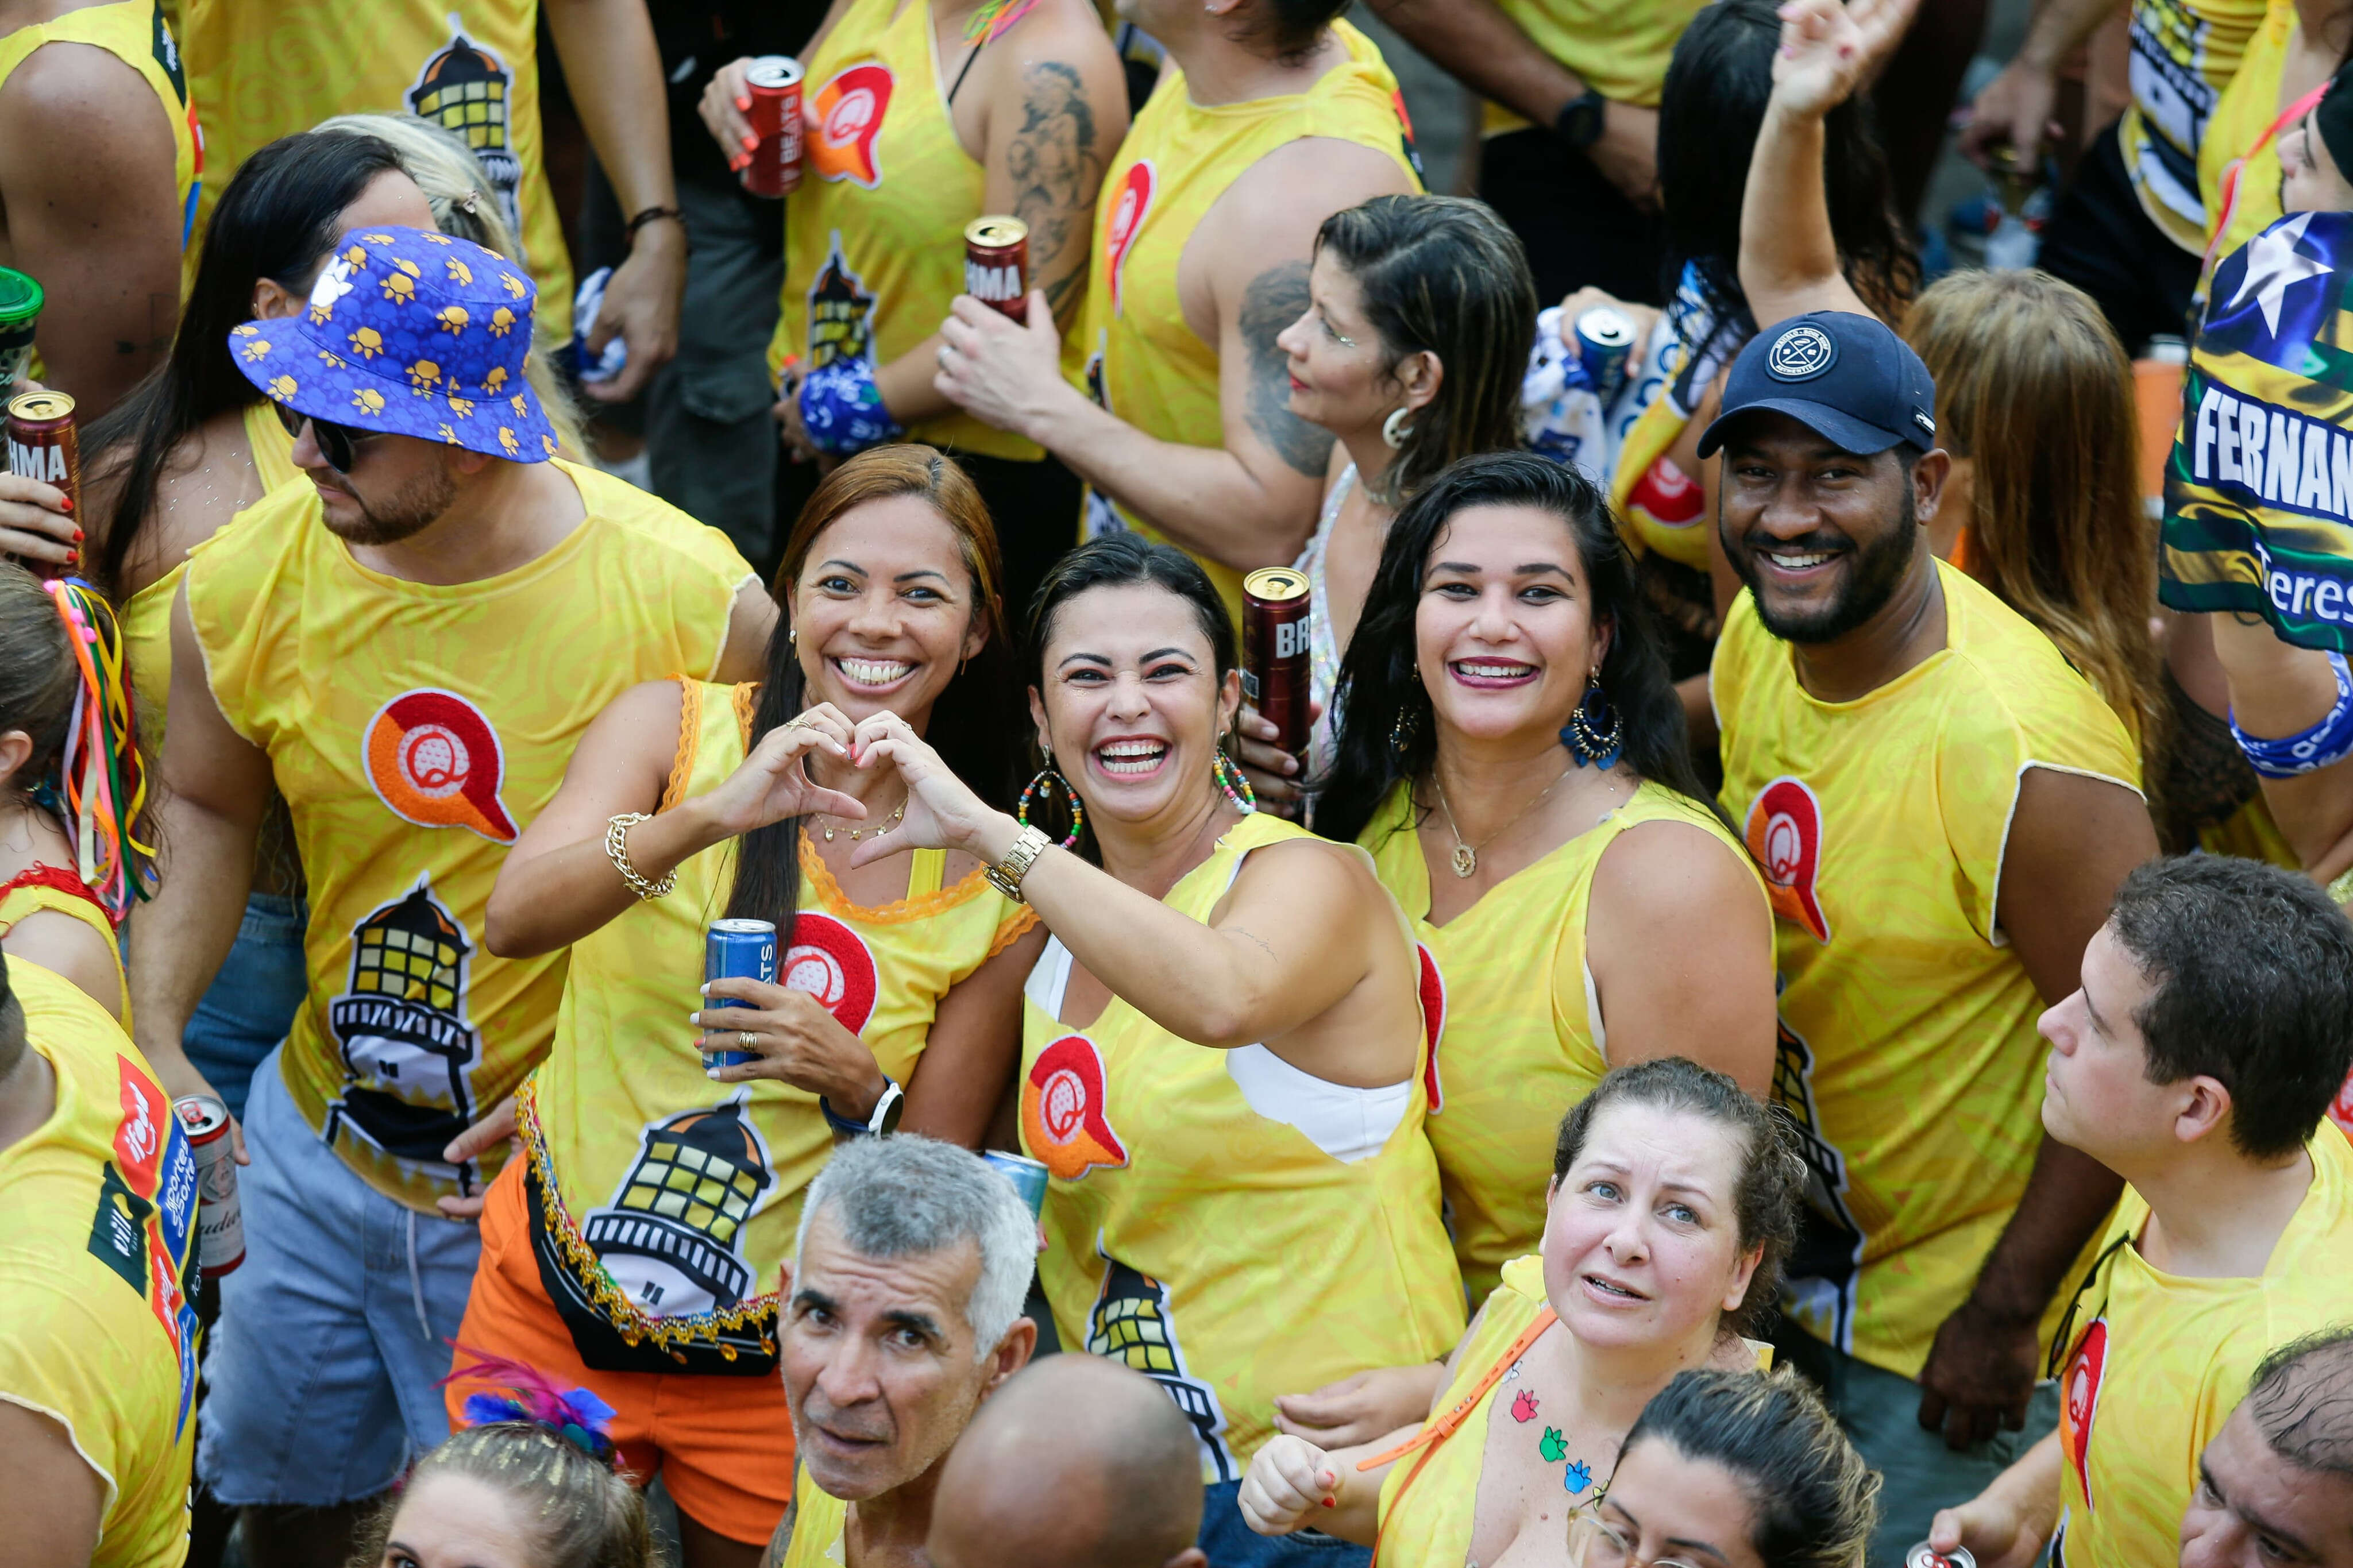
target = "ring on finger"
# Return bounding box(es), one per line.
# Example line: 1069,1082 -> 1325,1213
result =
936,344 -> 954,369
739,1030 -> 758,1049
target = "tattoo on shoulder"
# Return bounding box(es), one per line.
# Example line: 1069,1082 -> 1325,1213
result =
759,1497 -> 797,1568
1006,59 -> 1103,312
1241,261 -> 1336,477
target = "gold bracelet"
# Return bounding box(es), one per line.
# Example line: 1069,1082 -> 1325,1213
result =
983,824 -> 1051,903
605,812 -> 677,899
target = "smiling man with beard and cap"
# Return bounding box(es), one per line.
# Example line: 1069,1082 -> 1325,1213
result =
1700,308 -> 2159,1563
927,1355 -> 1209,1568
766,1135 -> 1039,1568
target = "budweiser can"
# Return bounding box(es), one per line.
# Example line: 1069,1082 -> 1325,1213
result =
1573,306 -> 1636,407
1905,1547 -> 1974,1568
703,917 -> 778,1077
743,56 -> 805,198
981,1150 -> 1049,1219
174,1094 -> 245,1276
964,217 -> 1030,324
1242,566 -> 1312,766
6,391 -> 76,576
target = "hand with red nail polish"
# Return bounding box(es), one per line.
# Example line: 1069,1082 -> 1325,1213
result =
699,57 -> 759,165
0,471 -> 79,571
1239,1438 -> 1371,1543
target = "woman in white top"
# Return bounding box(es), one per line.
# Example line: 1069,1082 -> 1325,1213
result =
1241,195 -> 1536,811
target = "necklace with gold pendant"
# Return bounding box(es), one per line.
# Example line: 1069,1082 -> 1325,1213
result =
818,799 -> 907,843
1430,763 -> 1576,878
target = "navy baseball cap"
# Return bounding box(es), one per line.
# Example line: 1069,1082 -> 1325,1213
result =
1696,310 -> 1938,459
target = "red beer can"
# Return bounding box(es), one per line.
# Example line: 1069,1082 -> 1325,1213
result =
964,217 -> 1030,324
743,56 -> 805,198
5,390 -> 75,578
1243,566 -> 1313,764
174,1093 -> 245,1276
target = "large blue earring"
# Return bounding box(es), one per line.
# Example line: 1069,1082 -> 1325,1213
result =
1564,675 -> 1623,769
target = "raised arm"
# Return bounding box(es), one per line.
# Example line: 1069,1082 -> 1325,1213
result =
1738,0 -> 1918,330
936,137 -> 1414,574
128,581 -> 275,1150
0,41 -> 182,417
1915,766 -> 2151,1448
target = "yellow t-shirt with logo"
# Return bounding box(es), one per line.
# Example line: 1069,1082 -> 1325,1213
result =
179,0 -> 572,342
1712,560 -> 2142,1379
1360,777 -> 1765,1310
2197,0 -> 2296,280
2121,0 -> 2268,255
1074,20 -> 1418,624
2051,1130 -> 2353,1566
520,678 -> 1032,1370
183,461 -> 751,1212
122,400 -> 302,754
0,964 -> 202,1568
1480,0 -> 1709,137
1020,811 -> 1463,1482
769,0 -> 1035,461
779,1463 -> 847,1568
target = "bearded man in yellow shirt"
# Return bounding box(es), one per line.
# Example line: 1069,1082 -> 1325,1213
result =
1704,310 -> 2158,1565
1923,856 -> 2353,1568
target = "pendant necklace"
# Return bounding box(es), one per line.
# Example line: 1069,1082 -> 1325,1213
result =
817,798 -> 906,843
1430,763 -> 1576,878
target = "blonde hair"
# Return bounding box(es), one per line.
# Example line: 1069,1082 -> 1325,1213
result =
1903,271 -> 2166,790
313,112 -> 585,459
352,1423 -> 653,1568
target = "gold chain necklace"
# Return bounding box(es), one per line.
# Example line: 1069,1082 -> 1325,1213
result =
1430,762 -> 1576,878
816,798 -> 907,843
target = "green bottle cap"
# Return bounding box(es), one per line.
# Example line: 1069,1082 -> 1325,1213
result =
0,268 -> 43,330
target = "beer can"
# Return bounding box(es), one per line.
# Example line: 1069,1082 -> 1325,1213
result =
1573,306 -> 1637,407
6,391 -> 75,577
1241,566 -> 1312,759
744,56 -> 805,198
704,918 -> 779,1077
964,217 -> 1030,325
1904,1546 -> 1974,1568
980,1150 -> 1050,1219
174,1094 -> 245,1276
0,267 -> 41,389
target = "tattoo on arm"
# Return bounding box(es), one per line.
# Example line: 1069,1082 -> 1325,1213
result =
1005,60 -> 1102,312
1240,261 -> 1336,477
1225,926 -> 1279,961
759,1497 -> 797,1568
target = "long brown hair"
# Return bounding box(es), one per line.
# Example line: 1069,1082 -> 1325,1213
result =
723,447 -> 1021,936
1903,271 -> 2166,790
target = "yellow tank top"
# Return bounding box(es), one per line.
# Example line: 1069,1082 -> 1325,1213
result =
2119,0 -> 2268,255
520,678 -> 1032,1371
1074,20 -> 1417,624
121,400 -> 302,755
769,0 -> 1035,461
2197,0 -> 2296,281
182,461 -> 750,1212
2053,1130 -> 2353,1566
1711,561 -> 2142,1380
0,866 -> 129,1020
1020,810 -> 1464,1482
0,964 -> 201,1568
1479,0 -> 1708,136
179,0 -> 572,342
0,0 -> 203,372
1359,778 -> 1765,1310
779,1463 -> 848,1568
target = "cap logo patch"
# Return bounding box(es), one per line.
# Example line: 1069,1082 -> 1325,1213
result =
1766,324 -> 1837,381
1912,410 -> 1936,434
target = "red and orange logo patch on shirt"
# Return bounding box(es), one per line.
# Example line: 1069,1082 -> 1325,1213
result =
1102,160 -> 1155,316
1743,775 -> 1830,943
807,62 -> 892,188
1023,1034 -> 1127,1180
364,688 -> 517,843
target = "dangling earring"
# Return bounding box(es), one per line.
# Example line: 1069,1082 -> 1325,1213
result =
1382,407 -> 1414,450
1563,674 -> 1624,770
1213,748 -> 1259,814
788,626 -> 797,645
1017,750 -> 1087,849
1390,702 -> 1420,758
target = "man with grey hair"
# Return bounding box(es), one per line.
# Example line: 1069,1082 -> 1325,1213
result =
927,1355 -> 1209,1568
763,1135 -> 1038,1568
2181,1326 -> 2353,1567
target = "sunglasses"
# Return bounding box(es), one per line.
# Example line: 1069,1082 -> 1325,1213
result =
273,401 -> 384,474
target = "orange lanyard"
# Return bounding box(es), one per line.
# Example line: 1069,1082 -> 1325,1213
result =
2206,81 -> 2332,278
1362,1306 -> 1559,1568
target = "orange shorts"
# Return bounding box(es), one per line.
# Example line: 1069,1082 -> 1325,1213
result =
446,1159 -> 796,1544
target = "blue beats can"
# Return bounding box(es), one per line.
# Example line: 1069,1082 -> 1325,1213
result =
1574,305 -> 1637,407
703,918 -> 778,1078
980,1150 -> 1050,1219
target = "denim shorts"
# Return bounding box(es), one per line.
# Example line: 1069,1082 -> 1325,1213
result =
196,1046 -> 480,1505
181,893 -> 308,1124
1199,1480 -> 1370,1567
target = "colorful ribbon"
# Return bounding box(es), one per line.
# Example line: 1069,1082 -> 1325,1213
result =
41,579 -> 155,925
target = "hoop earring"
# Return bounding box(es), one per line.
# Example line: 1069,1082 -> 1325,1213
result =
1213,748 -> 1258,814
1563,674 -> 1624,770
1382,407 -> 1414,450
1017,752 -> 1087,849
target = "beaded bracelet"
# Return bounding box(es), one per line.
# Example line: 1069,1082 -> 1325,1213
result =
605,812 -> 677,899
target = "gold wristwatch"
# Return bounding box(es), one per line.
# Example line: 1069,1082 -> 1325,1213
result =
984,823 -> 1052,902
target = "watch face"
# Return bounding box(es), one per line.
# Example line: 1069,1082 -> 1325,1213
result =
1561,94 -> 1603,150
875,1085 -> 906,1136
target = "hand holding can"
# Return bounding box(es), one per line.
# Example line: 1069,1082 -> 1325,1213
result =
703,918 -> 779,1077
964,218 -> 1031,326
743,56 -> 806,198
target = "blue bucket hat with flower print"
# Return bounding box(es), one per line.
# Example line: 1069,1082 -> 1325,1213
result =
228,225 -> 557,464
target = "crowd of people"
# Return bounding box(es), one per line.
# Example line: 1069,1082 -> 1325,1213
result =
8,0 -> 2353,1566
